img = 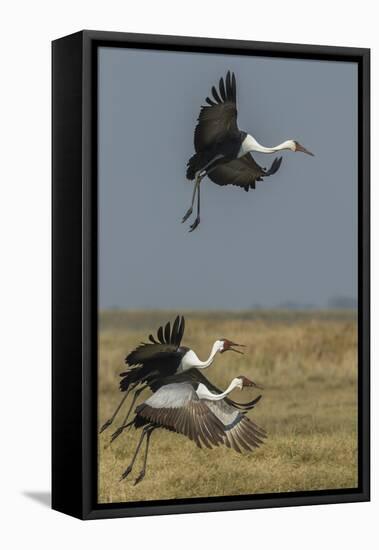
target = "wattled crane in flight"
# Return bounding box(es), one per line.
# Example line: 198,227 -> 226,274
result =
120,375 -> 266,485
183,71 -> 314,231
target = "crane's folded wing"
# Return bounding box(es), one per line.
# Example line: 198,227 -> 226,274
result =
207,154 -> 282,192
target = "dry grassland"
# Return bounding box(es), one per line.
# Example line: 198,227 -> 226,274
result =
98,310 -> 358,503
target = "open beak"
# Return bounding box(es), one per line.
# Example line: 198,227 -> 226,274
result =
227,342 -> 246,355
295,142 -> 314,156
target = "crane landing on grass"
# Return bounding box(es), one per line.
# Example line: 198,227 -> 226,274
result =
120,375 -> 266,485
183,71 -> 314,231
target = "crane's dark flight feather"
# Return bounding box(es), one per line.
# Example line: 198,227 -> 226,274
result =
164,321 -> 171,343
208,155 -> 283,191
212,85 -> 222,104
205,399 -> 267,452
219,77 -> 226,101
231,73 -> 236,101
187,71 -> 240,179
157,325 -> 164,344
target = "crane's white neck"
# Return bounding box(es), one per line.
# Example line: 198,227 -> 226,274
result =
196,378 -> 242,401
238,134 -> 296,157
179,341 -> 222,372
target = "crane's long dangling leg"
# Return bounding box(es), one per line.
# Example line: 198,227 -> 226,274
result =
99,384 -> 135,433
182,154 -> 224,228
188,161 -> 223,232
120,424 -> 151,481
134,426 -> 156,485
111,385 -> 147,442
182,172 -> 201,223
182,154 -> 223,224
189,178 -> 201,232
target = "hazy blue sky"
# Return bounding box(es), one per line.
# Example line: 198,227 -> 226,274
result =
98,47 -> 357,310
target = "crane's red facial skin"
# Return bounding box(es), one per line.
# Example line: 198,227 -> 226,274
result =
294,141 -> 314,156
238,375 -> 264,390
220,339 -> 246,354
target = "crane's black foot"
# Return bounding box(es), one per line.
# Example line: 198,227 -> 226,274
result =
134,469 -> 146,486
181,207 -> 193,223
99,419 -> 112,433
189,217 -> 200,232
111,426 -> 125,442
120,465 -> 132,481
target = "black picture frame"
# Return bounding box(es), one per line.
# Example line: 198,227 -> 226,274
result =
52,30 -> 370,520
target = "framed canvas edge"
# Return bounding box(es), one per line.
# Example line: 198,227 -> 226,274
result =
52,30 -> 370,520
52,31 -> 85,520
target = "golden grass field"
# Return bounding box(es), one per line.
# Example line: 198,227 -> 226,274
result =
98,310 -> 358,504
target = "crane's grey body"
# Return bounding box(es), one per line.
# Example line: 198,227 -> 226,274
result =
144,382 -> 196,409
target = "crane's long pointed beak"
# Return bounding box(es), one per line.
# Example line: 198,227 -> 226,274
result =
241,377 -> 264,390
295,142 -> 314,156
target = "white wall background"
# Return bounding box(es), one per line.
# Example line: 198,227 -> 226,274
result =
0,1 -> 376,548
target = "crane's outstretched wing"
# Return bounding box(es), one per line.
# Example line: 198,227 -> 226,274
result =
207,154 -> 282,192
119,316 -> 186,391
194,71 -> 239,152
137,381 -> 266,452
136,383 -> 226,449
125,315 -> 185,365
205,399 -> 267,453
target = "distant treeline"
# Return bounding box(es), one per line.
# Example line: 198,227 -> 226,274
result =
251,296 -> 357,311
99,308 -> 357,332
